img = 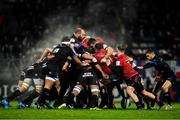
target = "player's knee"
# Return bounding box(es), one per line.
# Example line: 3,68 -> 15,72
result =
127,86 -> 134,94
120,83 -> 127,89
20,82 -> 29,92
35,85 -> 43,93
73,86 -> 82,96
91,88 -> 100,96
162,85 -> 169,93
162,81 -> 171,92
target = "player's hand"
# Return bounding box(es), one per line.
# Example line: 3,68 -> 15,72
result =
81,62 -> 89,67
101,58 -> 107,64
74,43 -> 79,48
137,66 -> 144,70
102,73 -> 109,79
62,68 -> 68,72
126,57 -> 133,63
37,59 -> 43,63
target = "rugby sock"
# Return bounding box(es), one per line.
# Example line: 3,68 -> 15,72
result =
143,97 -> 151,109
135,101 -> 141,107
137,95 -> 144,107
23,91 -> 40,106
49,87 -> 58,101
99,92 -> 108,108
135,101 -> 144,109
151,99 -> 156,107
66,93 -> 75,105
37,88 -> 50,104
7,90 -> 21,101
154,96 -> 160,103
90,95 -> 98,108
164,92 -> 172,105
154,96 -> 164,107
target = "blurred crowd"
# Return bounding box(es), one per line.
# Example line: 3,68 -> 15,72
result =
0,0 -> 180,59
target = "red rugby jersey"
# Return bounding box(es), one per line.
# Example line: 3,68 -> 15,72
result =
115,53 -> 137,79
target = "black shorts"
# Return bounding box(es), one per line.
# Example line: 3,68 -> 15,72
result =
99,74 -> 120,86
26,69 -> 43,79
153,75 -> 176,93
162,75 -> 176,85
43,62 -> 60,80
77,69 -> 98,85
126,75 -> 144,93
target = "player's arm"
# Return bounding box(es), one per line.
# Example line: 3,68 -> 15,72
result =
81,52 -> 94,59
69,52 -> 88,67
83,52 -> 109,79
39,48 -> 53,63
70,38 -> 78,55
126,56 -> 133,63
95,64 -> 109,79
81,51 -> 109,79
62,58 -> 71,72
142,62 -> 155,69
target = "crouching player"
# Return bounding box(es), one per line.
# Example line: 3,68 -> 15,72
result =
140,49 -> 176,109
1,62 -> 44,108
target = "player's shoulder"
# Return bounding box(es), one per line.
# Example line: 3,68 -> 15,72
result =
120,53 -> 128,59
155,56 -> 165,63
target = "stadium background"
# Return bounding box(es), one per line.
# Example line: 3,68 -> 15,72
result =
0,0 -> 180,102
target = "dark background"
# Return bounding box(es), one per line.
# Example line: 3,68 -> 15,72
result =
0,0 -> 180,59
0,0 -> 180,100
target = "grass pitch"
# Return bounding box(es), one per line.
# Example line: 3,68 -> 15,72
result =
0,102 -> 180,119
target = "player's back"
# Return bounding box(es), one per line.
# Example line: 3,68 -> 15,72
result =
50,44 -> 74,65
117,54 -> 137,79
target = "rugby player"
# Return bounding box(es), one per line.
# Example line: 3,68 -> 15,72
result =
65,45 -> 109,110
1,62 -> 44,108
35,36 -> 87,108
140,49 -> 176,109
115,47 -> 164,110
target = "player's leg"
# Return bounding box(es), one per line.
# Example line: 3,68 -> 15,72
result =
65,85 -> 83,109
89,84 -> 100,109
20,78 -> 44,108
54,78 -> 68,107
141,89 -> 164,109
99,84 -> 108,108
106,82 -> 115,109
36,76 -> 56,108
161,80 -> 172,107
132,76 -> 164,109
126,86 -> 143,109
151,81 -> 162,108
2,78 -> 31,108
119,83 -> 131,109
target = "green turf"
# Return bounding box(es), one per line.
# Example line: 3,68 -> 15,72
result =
0,102 -> 180,119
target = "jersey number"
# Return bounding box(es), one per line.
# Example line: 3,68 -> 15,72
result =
53,48 -> 60,53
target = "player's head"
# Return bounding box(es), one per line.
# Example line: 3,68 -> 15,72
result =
117,44 -> 127,52
88,38 -> 96,48
61,36 -> 70,46
95,43 -> 103,51
145,49 -> 156,60
74,28 -> 86,42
